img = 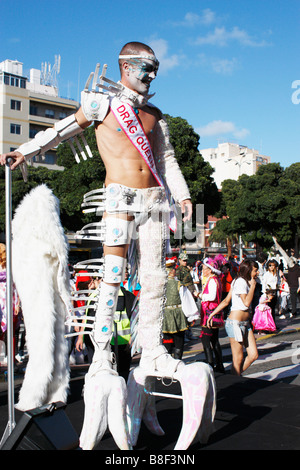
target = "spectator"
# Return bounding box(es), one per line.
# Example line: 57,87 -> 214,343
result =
176,253 -> 194,294
0,243 -> 21,364
177,252 -> 199,341
69,271 -> 91,364
252,252 -> 268,314
162,259 -> 188,360
286,263 -> 300,318
187,262 -> 200,294
278,275 -> 291,319
273,237 -> 300,318
221,263 -> 233,319
195,257 -> 225,372
207,259 -> 259,376
262,259 -> 283,323
110,285 -> 135,382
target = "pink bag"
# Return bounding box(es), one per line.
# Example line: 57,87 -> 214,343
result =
252,304 -> 276,332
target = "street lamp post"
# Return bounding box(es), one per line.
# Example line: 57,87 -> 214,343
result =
225,149 -> 252,262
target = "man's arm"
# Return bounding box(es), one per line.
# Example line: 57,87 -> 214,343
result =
0,110 -> 91,170
272,236 -> 295,268
153,116 -> 192,221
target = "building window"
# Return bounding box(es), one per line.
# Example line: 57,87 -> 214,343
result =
59,112 -> 67,120
45,109 -> 55,119
30,105 -> 38,115
11,99 -> 21,111
2,73 -> 26,88
10,124 -> 21,135
29,129 -> 39,138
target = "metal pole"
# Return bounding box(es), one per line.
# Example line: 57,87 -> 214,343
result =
239,234 -> 243,262
0,159 -> 16,446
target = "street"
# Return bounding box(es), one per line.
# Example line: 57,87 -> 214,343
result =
0,314 -> 299,451
185,315 -> 300,386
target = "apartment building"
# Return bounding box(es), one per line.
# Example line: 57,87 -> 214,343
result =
201,142 -> 271,189
0,59 -> 79,169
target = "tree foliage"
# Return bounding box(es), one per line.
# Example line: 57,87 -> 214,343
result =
164,114 -> 220,217
211,162 -> 300,251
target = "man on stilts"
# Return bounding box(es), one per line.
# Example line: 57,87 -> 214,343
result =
0,42 -> 216,450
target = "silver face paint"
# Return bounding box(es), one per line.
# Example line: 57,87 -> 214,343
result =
126,58 -> 159,95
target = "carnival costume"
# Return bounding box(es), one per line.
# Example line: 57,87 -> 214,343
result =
200,258 -> 225,372
162,261 -> 188,359
11,60 -> 216,450
11,185 -> 71,411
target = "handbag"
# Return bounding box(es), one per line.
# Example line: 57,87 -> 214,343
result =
203,307 -> 224,328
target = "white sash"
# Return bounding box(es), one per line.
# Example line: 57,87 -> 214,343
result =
110,97 -> 178,231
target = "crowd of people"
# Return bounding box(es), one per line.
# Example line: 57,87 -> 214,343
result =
161,247 -> 300,376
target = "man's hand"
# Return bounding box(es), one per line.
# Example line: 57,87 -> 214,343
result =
180,199 -> 193,222
0,151 -> 25,170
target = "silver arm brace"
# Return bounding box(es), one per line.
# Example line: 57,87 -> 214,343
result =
17,114 -> 83,162
153,117 -> 191,203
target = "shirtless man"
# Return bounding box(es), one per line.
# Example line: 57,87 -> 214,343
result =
0,41 -> 192,376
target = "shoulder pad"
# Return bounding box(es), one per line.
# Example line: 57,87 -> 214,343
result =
81,90 -> 110,122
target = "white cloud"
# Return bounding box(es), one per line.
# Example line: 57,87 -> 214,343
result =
197,120 -> 250,140
195,26 -> 270,47
196,54 -> 238,75
149,38 -> 181,74
171,9 -> 218,27
211,57 -> 238,75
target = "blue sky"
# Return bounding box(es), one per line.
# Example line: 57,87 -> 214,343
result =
1,0 -> 299,168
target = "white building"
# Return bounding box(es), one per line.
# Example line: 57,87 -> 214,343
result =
201,142 -> 271,189
0,58 -> 79,170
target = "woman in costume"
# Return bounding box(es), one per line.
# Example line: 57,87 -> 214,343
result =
207,259 -> 259,376
162,259 -> 188,360
262,259 -> 282,324
195,257 -> 225,372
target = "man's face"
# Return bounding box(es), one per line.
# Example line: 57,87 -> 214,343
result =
125,56 -> 159,95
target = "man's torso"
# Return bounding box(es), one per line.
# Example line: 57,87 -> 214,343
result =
95,104 -> 161,189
